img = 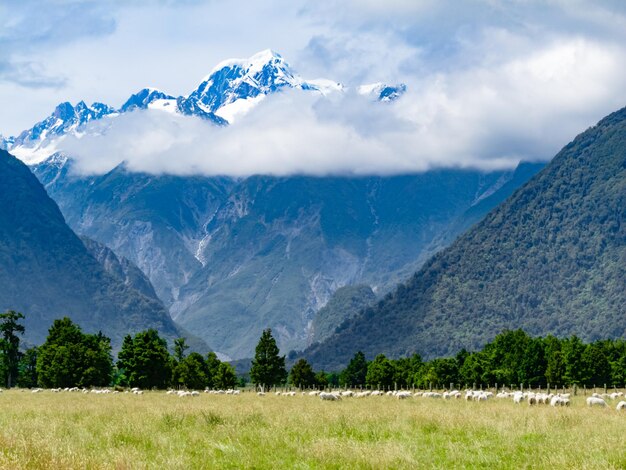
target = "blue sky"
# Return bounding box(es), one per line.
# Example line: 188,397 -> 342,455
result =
2,0 -> 626,175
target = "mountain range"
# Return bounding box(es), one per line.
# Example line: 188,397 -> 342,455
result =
302,106 -> 626,370
2,49 -> 551,361
32,159 -> 543,359
5,50 -> 404,164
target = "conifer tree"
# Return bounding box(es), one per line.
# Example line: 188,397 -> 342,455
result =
250,328 -> 287,389
0,310 -> 25,388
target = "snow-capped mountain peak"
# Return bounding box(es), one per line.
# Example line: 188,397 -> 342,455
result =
120,88 -> 175,113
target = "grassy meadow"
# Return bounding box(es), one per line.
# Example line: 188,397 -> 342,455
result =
0,389 -> 625,469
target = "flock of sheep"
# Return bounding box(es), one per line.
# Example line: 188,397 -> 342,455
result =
3,386 -> 626,410
256,387 -> 626,411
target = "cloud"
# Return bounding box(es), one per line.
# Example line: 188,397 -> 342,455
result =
0,0 -> 116,89
4,0 -> 626,173
59,34 -> 626,177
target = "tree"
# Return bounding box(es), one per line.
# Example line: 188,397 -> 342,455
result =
37,317 -> 113,388
173,337 -> 189,363
214,362 -> 237,390
250,329 -> 287,389
290,358 -> 317,389
173,352 -> 209,390
117,329 -> 171,389
17,347 -> 38,388
205,352 -> 221,389
0,310 -> 25,388
315,371 -> 329,389
366,354 -> 394,389
562,336 -> 586,385
340,351 -> 368,388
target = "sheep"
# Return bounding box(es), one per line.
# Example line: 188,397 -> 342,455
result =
586,397 -> 607,407
319,392 -> 341,401
550,396 -> 562,407
527,394 -> 537,406
341,391 -> 354,397
370,390 -> 384,396
616,401 -> 626,411
257,391 -> 266,396
513,392 -> 524,404
308,390 -> 320,396
396,391 -> 412,399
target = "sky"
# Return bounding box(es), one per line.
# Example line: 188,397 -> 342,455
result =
2,0 -> 626,175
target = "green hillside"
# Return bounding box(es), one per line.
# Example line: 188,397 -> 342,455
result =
0,150 -> 197,350
304,107 -> 626,370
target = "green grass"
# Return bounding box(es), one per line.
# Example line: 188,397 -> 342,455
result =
0,390 -> 625,469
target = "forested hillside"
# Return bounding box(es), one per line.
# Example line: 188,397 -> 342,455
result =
0,150 -> 195,350
304,107 -> 626,370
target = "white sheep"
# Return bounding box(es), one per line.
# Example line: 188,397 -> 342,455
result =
586,396 -> 607,407
319,392 -> 341,401
396,391 -> 412,399
616,401 -> 626,411
257,391 -> 266,396
512,392 -> 524,404
527,394 -> 537,406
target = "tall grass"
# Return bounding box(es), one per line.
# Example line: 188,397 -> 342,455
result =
0,390 -> 625,469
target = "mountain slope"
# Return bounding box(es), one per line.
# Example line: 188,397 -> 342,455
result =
171,167 -> 542,359
32,159 -> 235,305
303,108 -> 626,370
0,149 -> 199,350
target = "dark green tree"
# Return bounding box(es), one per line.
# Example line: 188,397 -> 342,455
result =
37,317 -> 113,388
562,335 -> 586,385
339,351 -> 369,387
205,351 -> 222,389
117,329 -> 171,389
0,310 -> 25,388
544,335 -> 565,386
214,362 -> 237,390
173,352 -> 209,390
581,342 -> 611,386
250,329 -> 287,389
315,370 -> 329,389
17,347 -> 38,388
366,354 -> 394,389
173,337 -> 189,362
290,358 -> 317,389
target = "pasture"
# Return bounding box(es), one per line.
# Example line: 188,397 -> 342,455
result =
0,389 -> 625,469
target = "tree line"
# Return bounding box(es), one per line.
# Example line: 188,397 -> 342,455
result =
0,311 -> 237,390
305,329 -> 626,390
3,310 -> 626,391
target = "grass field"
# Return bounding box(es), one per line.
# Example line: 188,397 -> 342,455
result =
1,389 -> 625,469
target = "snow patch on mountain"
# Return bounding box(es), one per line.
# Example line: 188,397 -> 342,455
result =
358,82 -> 407,101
